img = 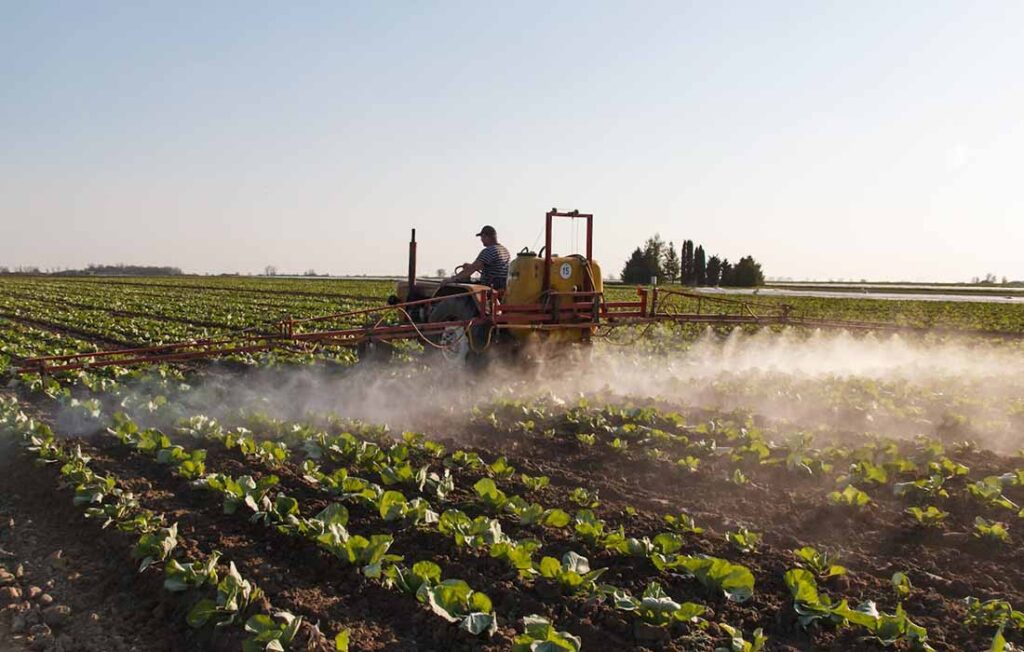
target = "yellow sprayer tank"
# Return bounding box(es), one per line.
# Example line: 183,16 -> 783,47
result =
506,252 -> 602,344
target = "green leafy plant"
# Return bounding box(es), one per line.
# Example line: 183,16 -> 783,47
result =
576,433 -> 595,446
784,570 -> 934,649
728,468 -> 749,485
963,597 -> 1024,629
828,484 -> 871,508
612,581 -> 705,626
968,477 -> 1020,512
445,450 -> 483,470
422,579 -> 497,636
537,552 -> 607,595
438,510 -> 507,549
676,456 -> 700,472
652,554 -> 755,603
83,491 -> 142,529
891,572 -> 912,600
973,517 -> 1010,543
187,562 -> 265,629
905,505 -> 948,528
158,446 -> 207,480
928,457 -> 969,478
318,530 -> 401,578
473,478 -> 509,510
606,533 -> 682,558
505,496 -> 570,528
389,560 -> 443,596
792,546 -> 846,579
664,512 -> 704,535
716,623 -> 767,652
378,460 -> 427,488
894,475 -> 949,501
573,510 -> 615,546
520,473 -> 549,492
783,568 -> 842,627
490,539 -> 542,577
848,601 -> 934,650
132,523 -> 179,571
242,611 -> 303,652
726,527 -> 761,554
200,474 -> 280,515
487,456 -> 515,479
569,487 -> 599,508
377,490 -> 437,525
165,551 -> 221,592
848,459 -> 888,485
512,615 -> 581,652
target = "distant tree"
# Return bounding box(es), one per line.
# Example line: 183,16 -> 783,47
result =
706,255 -> 721,286
621,247 -> 648,284
661,242 -> 680,283
303,269 -> 318,277
436,268 -> 446,278
719,259 -> 734,286
643,234 -> 667,283
694,245 -> 707,286
680,240 -> 694,285
264,265 -> 277,277
621,237 -> 664,284
730,256 -> 765,287
0,267 -> 8,275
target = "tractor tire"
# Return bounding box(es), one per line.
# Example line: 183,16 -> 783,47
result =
428,296 -> 491,368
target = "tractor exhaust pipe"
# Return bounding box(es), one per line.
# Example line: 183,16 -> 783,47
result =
408,228 -> 417,296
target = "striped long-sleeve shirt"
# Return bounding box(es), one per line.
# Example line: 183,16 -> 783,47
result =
475,244 -> 510,289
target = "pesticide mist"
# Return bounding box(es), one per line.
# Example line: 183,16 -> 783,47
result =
115,327 -> 1024,452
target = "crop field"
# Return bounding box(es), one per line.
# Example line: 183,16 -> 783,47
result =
2,276 -> 1024,652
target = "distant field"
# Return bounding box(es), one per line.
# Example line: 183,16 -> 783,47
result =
767,281 -> 1024,296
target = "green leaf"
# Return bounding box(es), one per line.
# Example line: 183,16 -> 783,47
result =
538,557 -> 560,579
542,509 -> 570,528
461,612 -> 496,636
187,599 -> 217,628
784,569 -> 820,605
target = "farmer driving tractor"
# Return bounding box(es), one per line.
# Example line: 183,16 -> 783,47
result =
443,225 -> 511,290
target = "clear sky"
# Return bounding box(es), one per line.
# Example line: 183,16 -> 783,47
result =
2,1 -> 1021,281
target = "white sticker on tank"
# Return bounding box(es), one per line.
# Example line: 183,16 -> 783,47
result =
559,263 -> 572,280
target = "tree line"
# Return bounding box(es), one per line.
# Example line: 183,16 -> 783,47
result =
0,264 -> 183,276
620,235 -> 765,287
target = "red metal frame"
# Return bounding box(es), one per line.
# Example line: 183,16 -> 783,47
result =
542,209 -> 593,294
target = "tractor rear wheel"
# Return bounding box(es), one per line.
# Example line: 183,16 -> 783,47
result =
428,296 -> 490,366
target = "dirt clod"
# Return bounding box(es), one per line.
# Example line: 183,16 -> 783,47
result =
41,605 -> 71,629
0,586 -> 22,604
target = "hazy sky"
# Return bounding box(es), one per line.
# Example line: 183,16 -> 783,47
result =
2,1 -> 1022,281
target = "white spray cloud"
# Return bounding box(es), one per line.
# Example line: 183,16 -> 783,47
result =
102,328 -> 1024,451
